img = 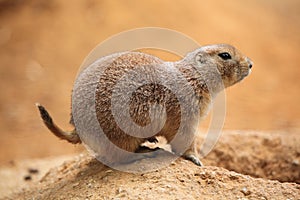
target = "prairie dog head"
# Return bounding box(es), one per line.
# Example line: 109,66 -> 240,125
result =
186,44 -> 253,88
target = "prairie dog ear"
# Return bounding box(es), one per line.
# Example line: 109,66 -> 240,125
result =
195,52 -> 206,65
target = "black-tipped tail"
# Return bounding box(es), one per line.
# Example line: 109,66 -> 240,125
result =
36,103 -> 81,144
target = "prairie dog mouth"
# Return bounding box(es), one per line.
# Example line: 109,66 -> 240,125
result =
247,68 -> 252,76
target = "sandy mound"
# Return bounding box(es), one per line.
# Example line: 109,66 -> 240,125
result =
2,131 -> 299,199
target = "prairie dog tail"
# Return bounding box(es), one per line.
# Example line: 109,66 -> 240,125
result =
36,103 -> 81,144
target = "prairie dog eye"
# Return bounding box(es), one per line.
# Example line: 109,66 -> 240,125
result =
218,52 -> 231,60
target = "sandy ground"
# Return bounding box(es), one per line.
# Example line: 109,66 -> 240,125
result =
0,0 -> 300,199
1,131 -> 299,199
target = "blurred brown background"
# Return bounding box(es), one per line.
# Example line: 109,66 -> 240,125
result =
0,0 -> 299,165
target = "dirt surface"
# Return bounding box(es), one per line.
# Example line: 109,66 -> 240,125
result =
1,131 -> 299,199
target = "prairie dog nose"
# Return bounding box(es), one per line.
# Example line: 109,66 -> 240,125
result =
247,57 -> 253,69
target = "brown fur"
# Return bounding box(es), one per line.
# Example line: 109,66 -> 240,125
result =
37,44 -> 252,166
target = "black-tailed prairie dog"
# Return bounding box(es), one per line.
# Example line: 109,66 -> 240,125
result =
37,44 -> 252,166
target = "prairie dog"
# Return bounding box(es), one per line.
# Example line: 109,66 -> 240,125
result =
37,44 -> 252,166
